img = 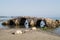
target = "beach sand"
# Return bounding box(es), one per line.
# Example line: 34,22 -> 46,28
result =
0,28 -> 60,40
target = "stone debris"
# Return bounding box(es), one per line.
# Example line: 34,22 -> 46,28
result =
12,30 -> 23,35
31,27 -> 37,30
11,28 -> 37,35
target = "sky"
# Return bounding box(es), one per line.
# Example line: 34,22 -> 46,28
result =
0,0 -> 60,17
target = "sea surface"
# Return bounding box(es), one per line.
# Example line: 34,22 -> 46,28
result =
0,16 -> 60,36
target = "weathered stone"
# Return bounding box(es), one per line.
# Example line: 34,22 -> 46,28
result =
2,21 -> 9,25
44,18 -> 59,28
15,30 -> 23,34
2,16 -> 60,28
55,20 -> 60,26
58,20 -> 60,26
30,19 -> 35,27
15,19 -> 20,26
31,27 -> 37,30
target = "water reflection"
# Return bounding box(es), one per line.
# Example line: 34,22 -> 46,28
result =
0,22 -> 9,29
52,27 -> 60,35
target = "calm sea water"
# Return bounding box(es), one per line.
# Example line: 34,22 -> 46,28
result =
0,16 -> 60,36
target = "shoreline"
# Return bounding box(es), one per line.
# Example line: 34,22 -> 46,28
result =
0,28 -> 60,40
0,27 -> 60,37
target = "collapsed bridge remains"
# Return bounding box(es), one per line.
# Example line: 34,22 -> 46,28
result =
2,16 -> 60,28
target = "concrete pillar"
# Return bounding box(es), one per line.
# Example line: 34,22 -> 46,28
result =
30,19 -> 35,27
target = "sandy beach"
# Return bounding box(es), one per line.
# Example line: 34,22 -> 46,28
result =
0,28 -> 60,40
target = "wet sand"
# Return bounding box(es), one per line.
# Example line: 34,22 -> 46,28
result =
0,28 -> 60,40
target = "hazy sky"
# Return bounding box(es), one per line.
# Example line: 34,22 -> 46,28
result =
0,0 -> 60,17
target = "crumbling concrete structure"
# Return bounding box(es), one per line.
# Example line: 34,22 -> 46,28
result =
2,16 -> 60,28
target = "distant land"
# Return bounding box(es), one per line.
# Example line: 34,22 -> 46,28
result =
0,16 -> 60,20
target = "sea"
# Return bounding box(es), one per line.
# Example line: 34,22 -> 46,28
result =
0,16 -> 60,36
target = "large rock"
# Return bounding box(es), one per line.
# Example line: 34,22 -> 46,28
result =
55,20 -> 60,26
44,18 -> 58,28
2,21 -> 9,25
58,20 -> 60,26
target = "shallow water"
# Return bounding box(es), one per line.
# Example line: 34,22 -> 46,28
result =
52,27 -> 60,36
0,17 -> 60,36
